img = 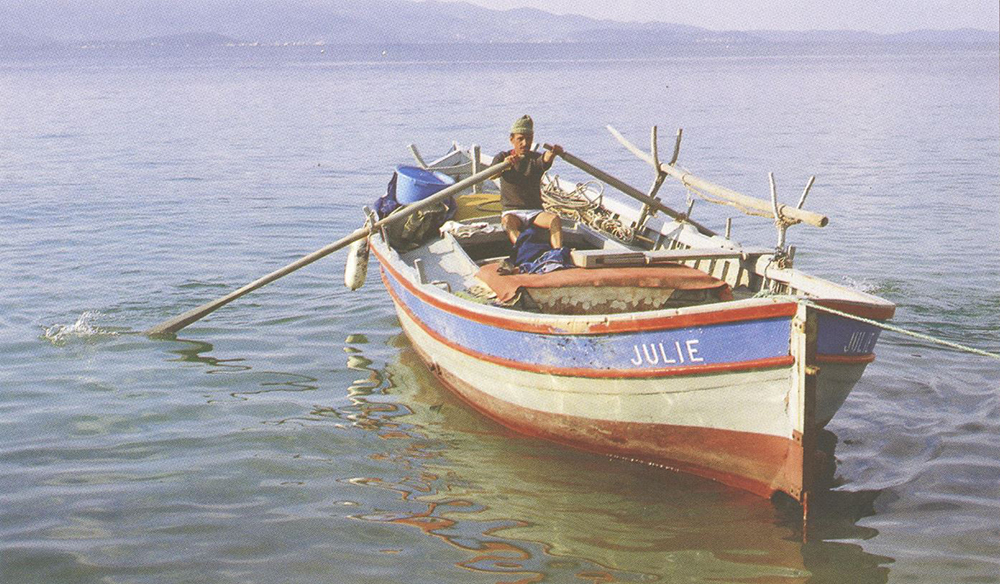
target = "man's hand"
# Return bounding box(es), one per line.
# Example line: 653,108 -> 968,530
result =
505,150 -> 522,167
542,143 -> 563,165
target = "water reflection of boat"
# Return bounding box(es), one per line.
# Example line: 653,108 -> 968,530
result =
345,344 -> 893,583
366,133 -> 895,514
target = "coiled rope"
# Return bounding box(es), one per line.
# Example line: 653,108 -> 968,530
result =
541,175 -> 634,242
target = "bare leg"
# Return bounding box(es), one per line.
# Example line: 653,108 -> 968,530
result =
501,213 -> 524,245
532,212 -> 563,249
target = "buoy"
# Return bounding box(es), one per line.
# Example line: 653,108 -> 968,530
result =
345,236 -> 369,290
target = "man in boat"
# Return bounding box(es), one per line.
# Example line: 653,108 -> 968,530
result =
491,115 -> 565,250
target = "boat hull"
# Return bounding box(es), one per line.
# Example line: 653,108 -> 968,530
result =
397,305 -> 808,499
372,242 -> 879,502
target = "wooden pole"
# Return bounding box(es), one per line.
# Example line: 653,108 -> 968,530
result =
471,144 -> 482,194
408,144 -> 428,169
668,128 -> 682,166
543,144 -> 717,237
607,125 -> 829,228
650,125 -> 660,173
146,160 -> 512,337
634,126 -> 667,230
770,172 -> 789,250
797,176 -> 816,210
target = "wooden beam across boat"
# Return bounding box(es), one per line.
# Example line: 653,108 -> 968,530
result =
607,126 -> 829,228
571,247 -> 774,268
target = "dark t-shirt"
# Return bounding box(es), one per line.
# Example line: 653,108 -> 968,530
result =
492,150 -> 553,211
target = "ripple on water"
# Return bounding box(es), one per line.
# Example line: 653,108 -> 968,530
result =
839,275 -> 908,298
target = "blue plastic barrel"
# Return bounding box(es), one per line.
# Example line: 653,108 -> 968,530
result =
395,165 -> 456,204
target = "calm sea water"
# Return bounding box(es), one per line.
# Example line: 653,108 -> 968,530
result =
1,43 -> 997,583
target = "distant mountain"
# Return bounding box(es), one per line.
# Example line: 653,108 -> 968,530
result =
747,30 -> 885,44
67,32 -> 242,49
749,27 -> 997,44
0,0 -> 995,47
136,32 -> 242,47
579,24 -> 758,45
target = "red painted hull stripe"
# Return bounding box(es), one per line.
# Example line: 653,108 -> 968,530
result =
384,273 -> 796,379
372,244 -> 799,335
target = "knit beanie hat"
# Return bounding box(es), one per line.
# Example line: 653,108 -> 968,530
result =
510,115 -> 534,135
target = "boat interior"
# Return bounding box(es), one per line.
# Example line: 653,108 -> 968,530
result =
393,210 -> 769,315
381,143 -> 894,317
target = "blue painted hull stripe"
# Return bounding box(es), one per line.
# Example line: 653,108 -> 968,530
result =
381,267 -> 793,373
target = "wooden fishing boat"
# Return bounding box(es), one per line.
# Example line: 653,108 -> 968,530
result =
364,127 -> 895,513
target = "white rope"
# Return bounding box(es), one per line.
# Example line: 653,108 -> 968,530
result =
788,297 -> 1000,362
541,176 -> 634,242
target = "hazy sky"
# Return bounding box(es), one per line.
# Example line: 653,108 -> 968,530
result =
432,0 -> 1000,33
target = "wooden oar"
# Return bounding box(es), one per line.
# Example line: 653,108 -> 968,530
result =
146,160 -> 511,337
542,144 -> 717,237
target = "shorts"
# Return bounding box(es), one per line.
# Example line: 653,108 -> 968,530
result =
501,209 -> 543,226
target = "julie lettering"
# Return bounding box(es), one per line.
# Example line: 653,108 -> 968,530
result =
631,339 -> 704,366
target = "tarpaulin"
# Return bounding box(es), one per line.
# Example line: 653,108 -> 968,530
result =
476,262 -> 733,304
